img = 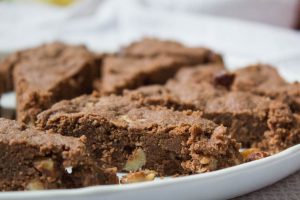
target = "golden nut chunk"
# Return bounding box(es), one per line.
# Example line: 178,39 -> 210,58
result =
26,180 -> 45,191
34,159 -> 57,178
241,148 -> 269,162
123,148 -> 146,172
200,157 -> 210,165
120,170 -> 157,184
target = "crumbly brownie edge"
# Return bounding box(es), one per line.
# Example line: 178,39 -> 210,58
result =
0,118 -> 118,191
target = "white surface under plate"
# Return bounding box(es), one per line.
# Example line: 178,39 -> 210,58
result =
1,13 -> 300,200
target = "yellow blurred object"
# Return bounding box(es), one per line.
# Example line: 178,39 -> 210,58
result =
42,0 -> 76,6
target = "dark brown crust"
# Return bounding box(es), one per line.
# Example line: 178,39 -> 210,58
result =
0,118 -> 118,191
11,42 -> 101,124
36,94 -> 242,176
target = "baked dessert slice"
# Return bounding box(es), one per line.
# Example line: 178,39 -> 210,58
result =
123,85 -> 195,111
232,64 -> 287,93
255,101 -> 300,153
36,94 -> 242,176
96,38 -> 224,95
99,55 -> 188,95
232,63 -> 300,113
10,42 -> 100,124
250,82 -> 300,113
0,118 -> 118,191
123,66 -> 275,148
125,86 -> 272,148
203,92 -> 272,147
121,38 -> 223,64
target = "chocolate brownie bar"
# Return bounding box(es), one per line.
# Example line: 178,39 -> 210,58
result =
121,38 -> 223,64
124,65 -> 275,147
255,101 -> 300,153
0,118 -> 118,191
171,64 -> 230,86
100,55 -> 187,95
203,92 -> 272,147
11,42 -> 100,124
124,85 -> 195,111
0,53 -> 18,93
232,64 -> 287,93
36,94 -> 242,175
123,65 -> 231,110
96,38 -> 224,95
252,83 -> 300,113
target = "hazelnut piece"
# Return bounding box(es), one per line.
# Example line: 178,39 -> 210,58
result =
123,148 -> 146,172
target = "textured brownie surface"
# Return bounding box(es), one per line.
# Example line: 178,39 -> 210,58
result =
96,38 -> 224,95
164,65 -> 232,109
100,55 -> 187,95
123,65 -> 230,111
252,83 -> 300,113
121,38 -> 223,64
203,92 -> 271,147
124,85 -> 195,111
172,64 -> 228,85
232,64 -> 287,93
123,66 -> 279,148
255,101 -> 300,153
12,42 -> 100,124
37,94 -> 242,175
0,118 -> 117,191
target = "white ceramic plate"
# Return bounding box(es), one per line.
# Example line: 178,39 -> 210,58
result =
1,11 -> 300,200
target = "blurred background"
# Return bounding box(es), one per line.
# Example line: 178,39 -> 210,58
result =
0,0 -> 300,75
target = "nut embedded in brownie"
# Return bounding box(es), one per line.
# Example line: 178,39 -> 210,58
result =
36,94 -> 242,176
0,118 -> 118,191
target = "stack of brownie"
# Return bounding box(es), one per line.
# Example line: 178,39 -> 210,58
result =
0,38 -> 299,191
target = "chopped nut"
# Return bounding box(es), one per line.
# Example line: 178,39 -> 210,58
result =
200,157 -> 210,165
123,148 -> 146,172
120,115 -> 133,123
26,180 -> 45,191
241,148 -> 269,162
120,170 -> 156,184
34,159 -> 57,178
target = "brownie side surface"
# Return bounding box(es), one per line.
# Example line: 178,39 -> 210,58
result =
255,101 -> 300,153
0,118 -> 117,191
203,92 -> 272,147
